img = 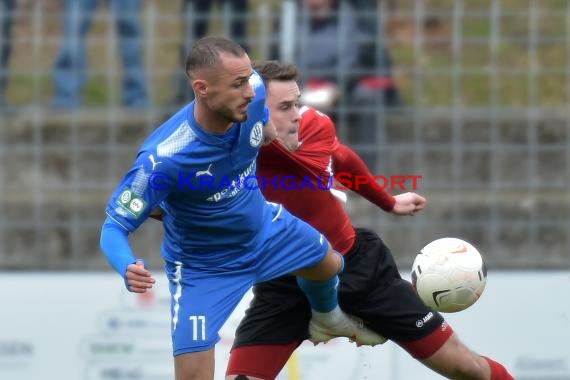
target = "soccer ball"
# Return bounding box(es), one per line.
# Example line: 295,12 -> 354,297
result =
411,237 -> 487,313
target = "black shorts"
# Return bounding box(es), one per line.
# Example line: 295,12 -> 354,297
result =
232,228 -> 445,348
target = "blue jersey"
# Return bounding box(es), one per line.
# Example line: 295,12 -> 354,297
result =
105,72 -> 273,268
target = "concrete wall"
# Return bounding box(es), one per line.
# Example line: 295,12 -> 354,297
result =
1,110 -> 568,270
1,271 -> 568,379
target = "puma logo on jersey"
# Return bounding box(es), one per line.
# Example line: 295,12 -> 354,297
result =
149,154 -> 162,171
195,164 -> 213,177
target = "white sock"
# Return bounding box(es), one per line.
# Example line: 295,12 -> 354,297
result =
312,305 -> 343,323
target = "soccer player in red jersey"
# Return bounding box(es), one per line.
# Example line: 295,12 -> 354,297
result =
225,61 -> 514,380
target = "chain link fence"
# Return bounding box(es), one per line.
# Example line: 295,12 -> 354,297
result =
1,0 -> 568,270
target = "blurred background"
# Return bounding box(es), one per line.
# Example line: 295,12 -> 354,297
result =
1,0 -> 569,271
1,1 -> 569,379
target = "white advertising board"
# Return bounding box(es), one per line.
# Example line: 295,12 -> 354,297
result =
0,271 -> 569,379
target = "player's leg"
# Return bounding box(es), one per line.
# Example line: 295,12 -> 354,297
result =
52,0 -> 98,108
111,0 -> 148,107
254,205 -> 342,287
226,341 -> 302,380
341,228 -> 513,379
165,260 -> 254,380
293,247 -> 386,346
226,275 -> 311,379
420,334 -> 490,379
293,246 -> 343,279
256,206 -> 385,345
0,0 -> 16,107
419,334 -> 514,380
175,349 -> 215,380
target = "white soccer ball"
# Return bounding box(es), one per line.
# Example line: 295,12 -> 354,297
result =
411,237 -> 487,313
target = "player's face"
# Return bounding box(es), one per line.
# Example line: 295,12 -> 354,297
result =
206,53 -> 255,123
266,80 -> 301,151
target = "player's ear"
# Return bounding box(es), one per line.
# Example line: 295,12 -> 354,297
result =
192,79 -> 208,98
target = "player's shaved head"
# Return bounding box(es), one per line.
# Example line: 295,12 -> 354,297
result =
253,60 -> 299,83
186,36 -> 247,79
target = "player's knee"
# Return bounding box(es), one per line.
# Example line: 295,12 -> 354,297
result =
319,248 -> 343,278
295,245 -> 340,280
323,246 -> 344,275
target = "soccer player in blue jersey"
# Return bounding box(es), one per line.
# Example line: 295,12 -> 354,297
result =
99,37 -> 384,380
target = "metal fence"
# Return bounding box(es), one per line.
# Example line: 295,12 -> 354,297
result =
0,0 -> 569,271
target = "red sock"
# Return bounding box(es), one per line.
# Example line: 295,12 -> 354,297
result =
482,356 -> 515,380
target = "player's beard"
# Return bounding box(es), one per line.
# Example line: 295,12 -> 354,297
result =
218,103 -> 248,123
234,110 -> 248,123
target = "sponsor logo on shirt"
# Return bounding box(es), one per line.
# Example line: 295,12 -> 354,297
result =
116,188 -> 147,217
148,154 -> 162,171
195,164 -> 213,177
207,161 -> 257,202
415,311 -> 434,328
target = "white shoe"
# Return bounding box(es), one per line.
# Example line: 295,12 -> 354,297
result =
309,306 -> 387,346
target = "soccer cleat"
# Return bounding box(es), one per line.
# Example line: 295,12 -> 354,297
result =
309,308 -> 387,346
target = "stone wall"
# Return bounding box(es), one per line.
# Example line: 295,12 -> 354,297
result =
1,108 -> 568,270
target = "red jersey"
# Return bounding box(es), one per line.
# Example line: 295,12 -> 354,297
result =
257,107 -> 395,254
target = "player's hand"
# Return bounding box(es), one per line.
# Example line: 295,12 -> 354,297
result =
391,192 -> 426,216
125,261 -> 156,293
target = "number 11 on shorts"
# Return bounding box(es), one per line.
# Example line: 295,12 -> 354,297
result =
189,315 -> 206,340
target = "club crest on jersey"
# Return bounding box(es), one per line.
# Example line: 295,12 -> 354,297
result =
250,122 -> 263,147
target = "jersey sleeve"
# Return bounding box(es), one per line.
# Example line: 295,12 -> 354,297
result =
104,150 -> 175,232
301,108 -> 340,156
249,70 -> 269,126
321,114 -> 341,152
100,216 -> 138,282
332,135 -> 396,212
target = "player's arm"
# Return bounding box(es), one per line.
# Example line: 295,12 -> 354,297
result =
332,141 -> 395,211
333,143 -> 426,215
100,217 -> 155,293
100,151 -> 171,291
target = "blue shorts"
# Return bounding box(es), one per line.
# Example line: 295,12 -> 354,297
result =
165,205 -> 330,355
